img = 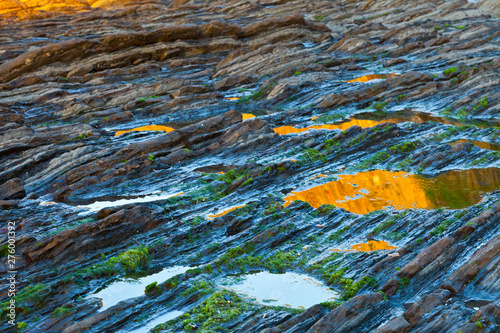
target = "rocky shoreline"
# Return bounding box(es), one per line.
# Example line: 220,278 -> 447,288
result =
1,0 -> 499,332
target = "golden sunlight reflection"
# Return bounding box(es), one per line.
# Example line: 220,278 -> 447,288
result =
350,240 -> 397,252
283,168 -> 500,214
273,119 -> 386,135
115,125 -> 174,137
328,240 -> 397,252
208,204 -> 246,219
226,97 -> 240,101
346,74 -> 398,83
242,114 -> 256,120
274,111 -> 476,135
0,0 -> 129,18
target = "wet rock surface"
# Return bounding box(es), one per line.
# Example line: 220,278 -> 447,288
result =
0,0 -> 499,332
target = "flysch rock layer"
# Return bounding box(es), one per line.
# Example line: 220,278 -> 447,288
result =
0,0 -> 499,332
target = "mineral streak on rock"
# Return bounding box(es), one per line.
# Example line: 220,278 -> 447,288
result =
0,0 -> 499,332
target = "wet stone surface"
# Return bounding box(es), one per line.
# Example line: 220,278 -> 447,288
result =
0,0 -> 499,332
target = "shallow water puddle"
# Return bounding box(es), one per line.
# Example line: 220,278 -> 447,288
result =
350,240 -> 397,251
242,113 -> 256,120
333,240 -> 398,252
283,169 -> 500,214
276,110 -> 470,135
208,204 -> 246,219
79,191 -> 183,211
115,125 -> 174,137
125,310 -> 184,333
273,119 -> 385,135
222,272 -> 338,308
346,74 -> 398,83
90,266 -> 191,312
450,139 -> 500,151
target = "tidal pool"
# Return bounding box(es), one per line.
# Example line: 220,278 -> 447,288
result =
346,74 -> 398,83
89,266 -> 191,312
114,125 -> 175,136
283,169 -> 500,214
207,204 -> 246,219
274,110 -> 466,135
79,191 -> 183,211
350,240 -> 397,251
125,310 -> 184,333
221,272 -> 339,308
242,113 -> 256,120
273,119 -> 385,135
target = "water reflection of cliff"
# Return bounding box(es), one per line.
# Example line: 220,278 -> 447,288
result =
283,169 -> 500,214
273,111 -> 468,135
0,0 -> 134,19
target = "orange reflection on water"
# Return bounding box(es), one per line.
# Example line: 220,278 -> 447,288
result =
273,119 -> 384,135
242,114 -> 256,120
226,97 -> 240,101
115,125 -> 174,137
207,204 -> 246,219
283,169 -> 500,214
0,0 -> 125,18
451,139 -> 500,152
346,74 -> 398,83
311,174 -> 327,180
350,240 -> 397,252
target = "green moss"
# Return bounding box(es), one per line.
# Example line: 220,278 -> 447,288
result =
372,211 -> 408,236
388,141 -> 418,153
300,148 -> 326,164
443,67 -> 458,75
320,301 -> 343,310
472,96 -> 489,112
313,114 -> 345,124
67,132 -> 93,141
372,101 -> 387,112
182,281 -> 214,300
292,71 -> 303,76
153,291 -> 252,333
328,225 -> 351,242
397,158 -> 414,169
51,305 -> 74,318
264,251 -> 298,273
17,322 -> 27,332
398,277 -> 411,290
1,284 -> 49,320
341,276 -> 377,299
217,169 -> 248,185
241,178 -> 253,186
74,246 -> 150,279
356,151 -> 390,170
138,95 -> 161,102
312,204 -> 336,216
468,152 -> 500,166
348,133 -> 368,147
0,244 -> 9,257
145,282 -> 160,294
